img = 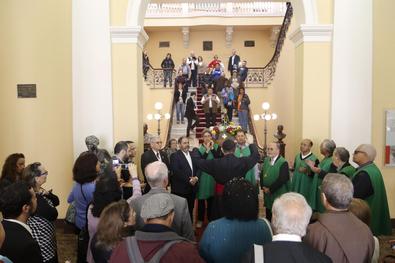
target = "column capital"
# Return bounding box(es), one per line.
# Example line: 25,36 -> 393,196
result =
110,26 -> 149,48
289,24 -> 333,47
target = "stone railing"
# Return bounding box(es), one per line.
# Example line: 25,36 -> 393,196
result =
146,2 -> 287,18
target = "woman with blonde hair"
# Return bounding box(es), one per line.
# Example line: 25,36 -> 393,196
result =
90,200 -> 136,263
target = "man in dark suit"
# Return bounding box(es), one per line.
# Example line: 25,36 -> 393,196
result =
0,182 -> 43,263
141,135 -> 170,194
170,136 -> 199,220
192,139 -> 260,185
192,139 -> 260,219
131,161 -> 194,240
248,193 -> 331,263
185,92 -> 199,137
228,49 -> 241,73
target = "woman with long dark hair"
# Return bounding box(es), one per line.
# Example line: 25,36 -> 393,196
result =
1,153 -> 25,183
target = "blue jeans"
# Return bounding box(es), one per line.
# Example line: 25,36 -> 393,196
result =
176,102 -> 185,122
238,110 -> 248,131
163,70 -> 173,87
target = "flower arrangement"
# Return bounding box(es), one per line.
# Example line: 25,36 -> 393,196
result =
209,122 -> 243,141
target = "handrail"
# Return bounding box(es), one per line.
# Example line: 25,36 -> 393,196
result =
261,2 -> 293,87
163,90 -> 176,152
146,65 -> 177,89
247,2 -> 293,151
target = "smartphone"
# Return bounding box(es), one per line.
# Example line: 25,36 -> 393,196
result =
112,159 -> 120,166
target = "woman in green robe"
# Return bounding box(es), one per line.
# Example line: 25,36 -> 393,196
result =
196,130 -> 222,227
332,147 -> 355,178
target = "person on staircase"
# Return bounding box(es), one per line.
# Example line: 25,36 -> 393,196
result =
178,58 -> 191,90
185,92 -> 199,137
161,53 -> 175,88
174,81 -> 187,124
221,81 -> 235,122
237,86 -> 250,132
187,51 -> 198,88
197,56 -> 207,88
201,87 -> 220,128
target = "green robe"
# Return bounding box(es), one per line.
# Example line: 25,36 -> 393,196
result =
234,145 -> 256,185
338,163 -> 355,179
353,163 -> 392,236
196,144 -> 217,200
291,153 -> 317,201
260,156 -> 290,210
309,156 -> 332,212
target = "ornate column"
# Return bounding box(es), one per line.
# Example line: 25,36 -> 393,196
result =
182,26 -> 190,48
225,26 -> 233,48
289,25 -> 333,148
110,26 -> 148,150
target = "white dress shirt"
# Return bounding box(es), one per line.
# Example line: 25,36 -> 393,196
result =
182,150 -> 193,173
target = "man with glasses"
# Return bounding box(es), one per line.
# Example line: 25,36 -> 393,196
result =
260,142 -> 290,221
141,136 -> 170,194
352,144 -> 391,236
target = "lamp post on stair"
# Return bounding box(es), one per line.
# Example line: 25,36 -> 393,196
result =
147,102 -> 171,136
253,102 -> 277,154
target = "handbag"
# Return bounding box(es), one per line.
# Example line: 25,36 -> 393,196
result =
65,201 -> 76,225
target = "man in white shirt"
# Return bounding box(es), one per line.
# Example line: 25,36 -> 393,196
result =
187,51 -> 198,88
250,193 -> 331,263
170,136 -> 198,220
201,87 -> 220,128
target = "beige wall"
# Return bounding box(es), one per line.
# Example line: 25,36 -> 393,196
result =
373,0 -> 395,217
0,0 -> 73,216
145,28 -> 275,69
249,33 -> 296,161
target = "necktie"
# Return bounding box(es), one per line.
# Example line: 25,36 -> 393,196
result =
156,152 -> 160,161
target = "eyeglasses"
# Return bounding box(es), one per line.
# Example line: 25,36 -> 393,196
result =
39,171 -> 48,177
353,150 -> 365,155
267,148 -> 274,151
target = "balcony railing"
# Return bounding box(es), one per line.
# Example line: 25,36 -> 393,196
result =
146,2 -> 287,18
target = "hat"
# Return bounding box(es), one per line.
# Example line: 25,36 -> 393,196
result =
141,193 -> 175,220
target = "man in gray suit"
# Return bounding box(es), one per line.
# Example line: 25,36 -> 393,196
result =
131,161 -> 195,241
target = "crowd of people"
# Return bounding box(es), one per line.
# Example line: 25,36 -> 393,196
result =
0,130 -> 392,263
145,49 -> 252,132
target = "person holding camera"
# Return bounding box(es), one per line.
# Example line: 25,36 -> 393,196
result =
187,51 -> 198,88
112,141 -> 133,196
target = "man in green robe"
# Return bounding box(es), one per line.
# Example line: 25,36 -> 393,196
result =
306,139 -> 337,212
234,130 -> 257,185
260,142 -> 290,221
352,144 -> 392,236
291,139 -> 319,201
332,147 -> 355,178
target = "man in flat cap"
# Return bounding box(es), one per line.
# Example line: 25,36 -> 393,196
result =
352,144 -> 391,236
110,193 -> 204,263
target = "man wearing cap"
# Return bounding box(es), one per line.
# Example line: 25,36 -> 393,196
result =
132,161 -> 194,240
352,144 -> 391,236
110,193 -> 204,263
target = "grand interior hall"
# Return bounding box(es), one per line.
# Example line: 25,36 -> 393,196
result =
0,0 -> 395,262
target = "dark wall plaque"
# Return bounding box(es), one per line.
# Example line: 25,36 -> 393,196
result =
17,84 -> 37,98
203,41 -> 213,51
159,41 -> 170,48
244,40 -> 255,47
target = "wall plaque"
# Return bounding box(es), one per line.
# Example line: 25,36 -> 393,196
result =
17,84 -> 37,98
159,41 -> 170,48
244,40 -> 255,47
203,41 -> 213,51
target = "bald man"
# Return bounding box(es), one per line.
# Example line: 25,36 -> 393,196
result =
260,142 -> 290,221
352,144 -> 391,236
291,139 -> 319,202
